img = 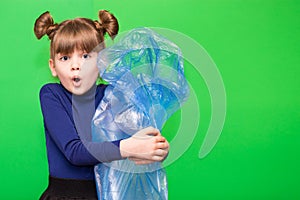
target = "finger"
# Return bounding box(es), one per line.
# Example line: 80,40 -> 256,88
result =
144,126 -> 160,136
154,148 -> 168,156
151,155 -> 165,162
133,127 -> 160,139
154,136 -> 166,143
155,140 -> 169,150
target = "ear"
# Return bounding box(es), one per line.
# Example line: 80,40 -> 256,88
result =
49,59 -> 57,77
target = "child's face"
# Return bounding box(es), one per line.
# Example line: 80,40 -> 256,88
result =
49,49 -> 99,95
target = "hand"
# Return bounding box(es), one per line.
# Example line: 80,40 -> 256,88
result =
128,158 -> 157,165
120,127 -> 169,164
128,154 -> 169,165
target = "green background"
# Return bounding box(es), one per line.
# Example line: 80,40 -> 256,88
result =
0,0 -> 299,199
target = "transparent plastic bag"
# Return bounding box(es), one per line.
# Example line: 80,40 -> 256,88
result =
92,28 -> 189,200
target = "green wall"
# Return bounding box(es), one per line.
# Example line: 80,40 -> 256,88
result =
0,0 -> 299,199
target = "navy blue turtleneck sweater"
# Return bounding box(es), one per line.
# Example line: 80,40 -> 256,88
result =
40,83 -> 122,180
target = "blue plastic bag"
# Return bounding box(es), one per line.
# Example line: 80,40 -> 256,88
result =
92,28 -> 189,200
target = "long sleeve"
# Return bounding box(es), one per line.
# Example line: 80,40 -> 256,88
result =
40,83 -> 122,179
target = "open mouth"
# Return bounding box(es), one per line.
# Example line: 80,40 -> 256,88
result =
72,76 -> 82,87
73,77 -> 81,82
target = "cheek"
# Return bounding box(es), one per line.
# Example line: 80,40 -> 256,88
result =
82,65 -> 99,82
85,59 -> 98,75
91,66 -> 99,80
55,68 -> 69,79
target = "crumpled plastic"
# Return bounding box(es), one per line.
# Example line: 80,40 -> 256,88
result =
92,27 -> 189,200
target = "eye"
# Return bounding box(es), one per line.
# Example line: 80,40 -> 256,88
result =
82,53 -> 91,59
59,55 -> 69,61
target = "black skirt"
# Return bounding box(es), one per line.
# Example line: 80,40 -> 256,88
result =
39,176 -> 98,200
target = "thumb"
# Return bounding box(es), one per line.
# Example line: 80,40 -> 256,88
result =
134,126 -> 160,138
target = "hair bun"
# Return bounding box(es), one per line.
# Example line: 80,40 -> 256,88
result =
98,10 -> 119,39
34,11 -> 57,40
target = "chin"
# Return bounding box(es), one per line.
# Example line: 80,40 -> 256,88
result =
71,88 -> 85,95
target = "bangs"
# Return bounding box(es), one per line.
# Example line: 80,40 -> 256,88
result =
51,19 -> 103,56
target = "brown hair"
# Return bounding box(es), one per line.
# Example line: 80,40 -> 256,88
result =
34,10 -> 118,59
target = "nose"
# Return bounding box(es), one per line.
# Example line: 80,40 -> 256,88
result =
71,66 -> 80,71
71,61 -> 81,71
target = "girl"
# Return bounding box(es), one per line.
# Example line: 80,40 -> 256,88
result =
34,10 -> 169,199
